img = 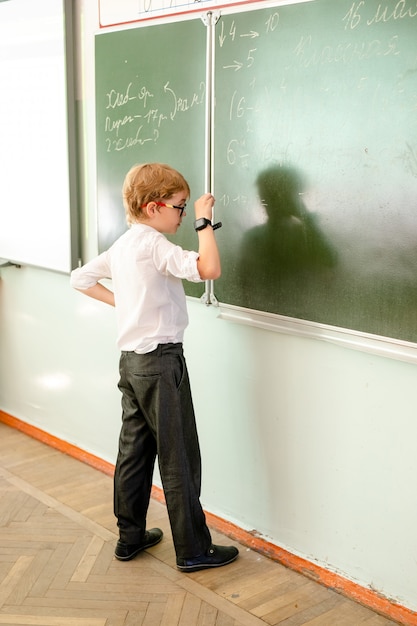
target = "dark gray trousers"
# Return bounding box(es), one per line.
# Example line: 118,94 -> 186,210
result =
114,343 -> 212,559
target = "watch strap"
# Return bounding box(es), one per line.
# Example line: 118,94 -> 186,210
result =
194,218 -> 223,231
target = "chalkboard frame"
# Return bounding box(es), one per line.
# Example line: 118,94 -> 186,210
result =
218,302 -> 417,365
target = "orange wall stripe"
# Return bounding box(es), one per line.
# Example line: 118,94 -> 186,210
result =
1,410 -> 415,626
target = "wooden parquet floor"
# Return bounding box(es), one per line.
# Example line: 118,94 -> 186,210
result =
0,422 -> 400,626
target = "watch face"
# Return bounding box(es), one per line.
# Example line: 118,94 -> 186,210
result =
195,218 -> 211,230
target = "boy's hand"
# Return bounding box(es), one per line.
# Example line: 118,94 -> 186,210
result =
194,193 -> 215,220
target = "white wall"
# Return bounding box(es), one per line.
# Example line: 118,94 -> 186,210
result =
0,0 -> 416,614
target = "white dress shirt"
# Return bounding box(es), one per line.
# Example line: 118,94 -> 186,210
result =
70,223 -> 202,353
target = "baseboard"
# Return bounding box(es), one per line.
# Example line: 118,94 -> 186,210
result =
0,410 -> 415,625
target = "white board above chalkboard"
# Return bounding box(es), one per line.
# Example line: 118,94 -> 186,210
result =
0,0 -> 77,274
98,0 -> 276,27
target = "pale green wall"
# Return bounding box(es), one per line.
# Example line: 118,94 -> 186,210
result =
1,263 -> 417,610
0,0 -> 416,613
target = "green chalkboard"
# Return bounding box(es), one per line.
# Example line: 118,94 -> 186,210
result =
213,0 -> 417,342
95,18 -> 207,297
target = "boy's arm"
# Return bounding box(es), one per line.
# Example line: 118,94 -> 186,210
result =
74,283 -> 115,307
70,253 -> 115,306
195,193 -> 221,280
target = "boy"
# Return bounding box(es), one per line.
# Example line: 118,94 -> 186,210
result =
70,163 -> 238,572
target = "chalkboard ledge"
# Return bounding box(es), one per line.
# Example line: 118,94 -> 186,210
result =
217,304 -> 417,366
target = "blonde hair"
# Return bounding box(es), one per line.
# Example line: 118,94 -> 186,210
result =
122,163 -> 190,225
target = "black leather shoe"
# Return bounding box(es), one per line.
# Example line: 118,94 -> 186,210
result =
176,544 -> 239,572
115,528 -> 163,561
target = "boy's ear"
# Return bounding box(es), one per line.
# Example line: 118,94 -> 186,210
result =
143,201 -> 157,219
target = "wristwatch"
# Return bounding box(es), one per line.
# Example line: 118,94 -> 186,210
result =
194,218 -> 212,231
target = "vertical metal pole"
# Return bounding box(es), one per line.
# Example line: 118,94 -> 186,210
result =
201,10 -> 220,306
203,11 -> 213,194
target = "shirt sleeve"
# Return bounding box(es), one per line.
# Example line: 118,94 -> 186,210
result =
152,235 -> 202,283
70,251 -> 111,290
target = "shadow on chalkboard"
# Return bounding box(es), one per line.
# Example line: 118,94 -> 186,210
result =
236,164 -> 337,319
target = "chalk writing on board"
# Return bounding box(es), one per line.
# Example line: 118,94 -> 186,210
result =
218,11 -> 279,49
217,2 -> 413,182
293,35 -> 400,67
343,0 -> 417,30
102,79 -> 206,153
216,10 -> 287,181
